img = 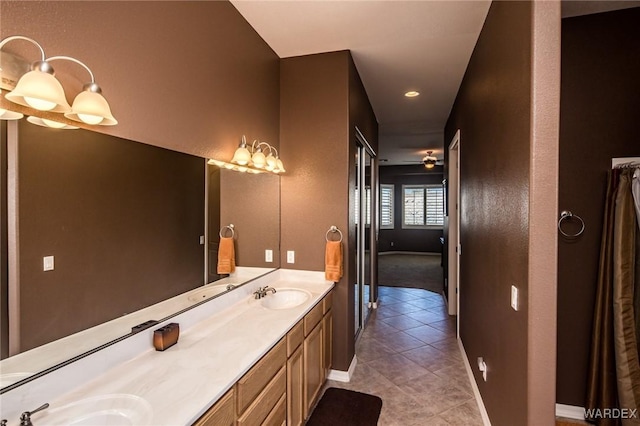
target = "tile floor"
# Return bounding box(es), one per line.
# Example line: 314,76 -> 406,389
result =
324,286 -> 484,425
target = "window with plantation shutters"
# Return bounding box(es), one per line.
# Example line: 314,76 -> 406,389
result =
380,184 -> 394,229
402,184 -> 444,229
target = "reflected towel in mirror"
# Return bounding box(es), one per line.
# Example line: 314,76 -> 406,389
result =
325,240 -> 343,282
217,237 -> 236,274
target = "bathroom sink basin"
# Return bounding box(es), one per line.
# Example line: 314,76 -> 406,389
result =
261,288 -> 311,310
187,284 -> 229,302
34,394 -> 153,425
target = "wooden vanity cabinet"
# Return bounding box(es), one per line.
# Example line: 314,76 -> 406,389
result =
193,290 -> 333,426
193,388 -> 235,426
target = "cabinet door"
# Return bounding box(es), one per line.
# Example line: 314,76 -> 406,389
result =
287,344 -> 304,426
304,321 -> 323,419
322,311 -> 332,379
192,388 -> 235,426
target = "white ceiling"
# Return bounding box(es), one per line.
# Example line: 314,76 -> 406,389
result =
230,0 -> 640,166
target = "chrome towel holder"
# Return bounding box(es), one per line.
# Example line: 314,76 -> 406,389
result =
558,211 -> 585,238
219,224 -> 235,239
326,225 -> 343,242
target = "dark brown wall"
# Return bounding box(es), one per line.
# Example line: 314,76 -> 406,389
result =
379,165 -> 444,253
557,7 -> 640,406
220,169 -> 280,268
1,0 -> 281,351
280,51 -> 377,371
445,2 -> 532,425
18,121 -> 204,351
0,1 -> 280,160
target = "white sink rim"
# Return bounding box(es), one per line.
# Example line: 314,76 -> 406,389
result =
260,288 -> 311,310
35,393 -> 153,426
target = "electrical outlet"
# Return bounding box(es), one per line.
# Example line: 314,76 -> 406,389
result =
265,249 -> 273,263
199,235 -> 205,245
43,256 -> 54,271
511,285 -> 519,311
287,250 -> 295,264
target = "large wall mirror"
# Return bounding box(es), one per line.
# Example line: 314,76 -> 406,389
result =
0,120 -> 280,391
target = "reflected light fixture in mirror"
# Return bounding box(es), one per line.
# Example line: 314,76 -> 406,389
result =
0,35 -> 117,126
210,135 -> 285,174
26,116 -> 79,130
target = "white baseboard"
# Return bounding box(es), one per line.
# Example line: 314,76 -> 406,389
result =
458,339 -> 492,426
327,355 -> 357,382
556,404 -> 585,420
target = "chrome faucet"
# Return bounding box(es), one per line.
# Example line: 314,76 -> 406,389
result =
226,284 -> 236,291
254,286 -> 277,299
20,403 -> 49,426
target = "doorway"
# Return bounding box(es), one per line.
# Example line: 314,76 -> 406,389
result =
355,128 -> 377,340
447,130 -> 460,328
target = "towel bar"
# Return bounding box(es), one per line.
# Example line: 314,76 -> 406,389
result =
219,224 -> 235,239
326,225 -> 343,242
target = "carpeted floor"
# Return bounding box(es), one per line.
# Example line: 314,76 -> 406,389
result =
378,253 -> 443,294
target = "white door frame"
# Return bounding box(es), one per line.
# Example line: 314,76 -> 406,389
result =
447,130 -> 461,330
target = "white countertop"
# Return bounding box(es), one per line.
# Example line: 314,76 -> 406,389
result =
0,269 -> 333,425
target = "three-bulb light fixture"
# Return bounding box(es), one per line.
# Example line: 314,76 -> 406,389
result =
208,135 -> 285,175
0,35 -> 117,128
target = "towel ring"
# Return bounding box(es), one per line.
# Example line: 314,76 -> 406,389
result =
219,224 -> 235,239
326,226 -> 343,242
558,211 -> 585,238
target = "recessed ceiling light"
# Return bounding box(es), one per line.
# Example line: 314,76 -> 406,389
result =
404,91 -> 420,98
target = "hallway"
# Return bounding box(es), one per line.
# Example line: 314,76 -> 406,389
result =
324,286 -> 483,425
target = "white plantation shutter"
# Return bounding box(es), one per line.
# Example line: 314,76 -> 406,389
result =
380,184 -> 394,229
402,184 -> 444,228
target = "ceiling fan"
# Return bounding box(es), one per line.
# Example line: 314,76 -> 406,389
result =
403,151 -> 444,169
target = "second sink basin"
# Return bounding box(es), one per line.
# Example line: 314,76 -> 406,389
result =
34,394 -> 153,425
261,288 -> 311,310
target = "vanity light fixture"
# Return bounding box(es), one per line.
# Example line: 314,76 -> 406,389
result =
209,135 -> 285,174
0,35 -> 117,125
26,115 -> 79,130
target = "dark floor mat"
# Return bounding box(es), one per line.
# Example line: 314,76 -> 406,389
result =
306,387 -> 382,426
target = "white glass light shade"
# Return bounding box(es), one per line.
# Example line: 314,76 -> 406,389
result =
0,108 -> 23,120
265,154 -> 277,171
26,116 -> 78,129
65,91 -> 117,125
252,150 -> 266,169
231,146 -> 251,165
5,70 -> 71,112
276,158 -> 285,173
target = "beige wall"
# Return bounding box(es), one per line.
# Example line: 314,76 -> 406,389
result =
445,1 -> 559,424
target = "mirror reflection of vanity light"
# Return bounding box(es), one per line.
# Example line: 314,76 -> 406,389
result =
210,136 -> 285,175
26,116 -> 79,130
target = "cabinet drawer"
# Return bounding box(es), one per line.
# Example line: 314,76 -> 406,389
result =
323,291 -> 333,315
192,388 -> 234,426
262,393 -> 286,426
237,338 -> 286,414
237,366 -> 286,426
287,320 -> 304,357
304,302 -> 323,336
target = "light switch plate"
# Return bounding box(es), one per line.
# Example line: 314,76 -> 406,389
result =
265,249 -> 273,263
287,250 -> 295,264
511,285 -> 519,311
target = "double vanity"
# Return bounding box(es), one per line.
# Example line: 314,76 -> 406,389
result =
0,269 -> 334,425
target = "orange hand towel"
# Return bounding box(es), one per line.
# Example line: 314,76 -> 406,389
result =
217,237 -> 236,274
325,240 -> 343,282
